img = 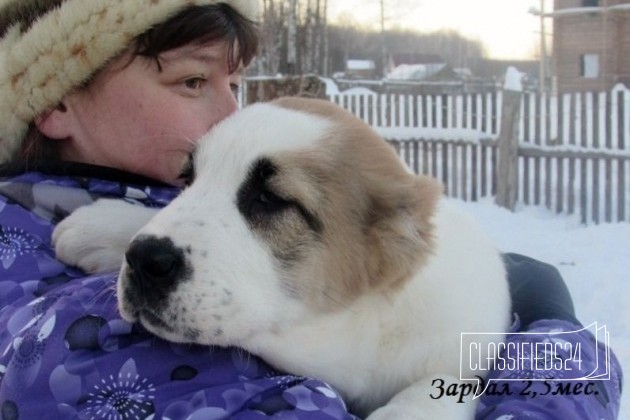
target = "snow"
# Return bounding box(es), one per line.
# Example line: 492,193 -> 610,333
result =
319,77 -> 340,95
447,197 -> 629,417
376,127 -> 487,142
339,87 -> 378,96
386,63 -> 447,81
504,66 -> 523,92
346,59 -> 375,70
320,78 -> 378,97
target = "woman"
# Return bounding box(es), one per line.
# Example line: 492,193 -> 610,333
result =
0,1 -> 622,419
0,1 -> 354,419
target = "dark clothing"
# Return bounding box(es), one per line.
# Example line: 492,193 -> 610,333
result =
505,252 -> 581,329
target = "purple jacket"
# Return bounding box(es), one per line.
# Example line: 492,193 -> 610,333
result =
0,170 -> 357,419
475,318 -> 622,419
0,169 -> 622,419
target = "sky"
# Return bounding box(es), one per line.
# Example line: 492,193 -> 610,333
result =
327,0 -> 550,60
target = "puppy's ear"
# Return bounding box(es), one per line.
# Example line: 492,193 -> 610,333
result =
364,174 -> 442,291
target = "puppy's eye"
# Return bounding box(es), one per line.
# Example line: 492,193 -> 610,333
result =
252,189 -> 291,214
238,158 -> 293,218
177,155 -> 195,187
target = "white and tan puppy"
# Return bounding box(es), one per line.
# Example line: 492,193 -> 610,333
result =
54,97 -> 511,419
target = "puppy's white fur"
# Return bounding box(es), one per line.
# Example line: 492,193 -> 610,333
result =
54,98 -> 511,419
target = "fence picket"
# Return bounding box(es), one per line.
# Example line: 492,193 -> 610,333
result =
620,159 -> 628,222
586,92 -> 595,149
528,93 -> 535,144
562,93 -> 571,146
598,91 -> 607,150
623,87 -> 630,150
540,92 -> 547,145
455,95 -> 463,130
556,157 -> 564,214
475,94 -> 482,132
550,94 -> 558,144
465,94 -> 473,130
435,95 -> 443,129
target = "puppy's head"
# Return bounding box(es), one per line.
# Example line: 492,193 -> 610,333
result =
117,97 -> 441,346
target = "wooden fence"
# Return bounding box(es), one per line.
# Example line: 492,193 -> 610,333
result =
329,84 -> 630,224
329,91 -> 500,137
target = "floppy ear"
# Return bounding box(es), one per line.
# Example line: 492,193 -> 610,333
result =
364,174 -> 442,291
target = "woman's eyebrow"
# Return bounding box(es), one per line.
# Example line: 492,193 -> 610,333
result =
160,47 -> 224,65
187,51 -> 222,64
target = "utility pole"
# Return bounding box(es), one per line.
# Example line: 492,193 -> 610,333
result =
530,1 -> 548,93
322,0 -> 329,76
539,0 -> 547,93
380,0 -> 387,78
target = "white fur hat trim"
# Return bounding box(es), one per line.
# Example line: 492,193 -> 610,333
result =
0,0 -> 258,165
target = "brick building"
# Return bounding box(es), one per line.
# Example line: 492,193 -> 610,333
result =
551,0 -> 630,92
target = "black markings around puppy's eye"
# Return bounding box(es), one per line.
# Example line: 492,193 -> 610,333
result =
237,158 -> 290,217
236,158 -> 323,234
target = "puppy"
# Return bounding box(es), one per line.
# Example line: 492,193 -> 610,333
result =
54,97 -> 511,419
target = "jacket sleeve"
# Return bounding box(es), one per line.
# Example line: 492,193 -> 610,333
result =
475,254 -> 623,419
475,323 -> 623,420
0,273 -> 357,419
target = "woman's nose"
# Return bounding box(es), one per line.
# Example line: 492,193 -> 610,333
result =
211,86 -> 239,126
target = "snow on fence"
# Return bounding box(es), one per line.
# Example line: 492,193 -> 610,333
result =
328,84 -> 630,224
329,91 -> 500,140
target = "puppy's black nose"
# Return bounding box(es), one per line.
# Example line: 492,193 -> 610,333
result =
125,235 -> 187,299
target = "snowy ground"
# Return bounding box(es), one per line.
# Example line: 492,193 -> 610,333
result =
451,197 -> 629,418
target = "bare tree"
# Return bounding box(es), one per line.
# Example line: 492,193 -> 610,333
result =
253,0 -> 485,79
321,0 -> 329,75
313,0 -> 322,74
255,0 -> 329,76
303,0 -> 313,72
257,0 -> 285,75
287,0 -> 297,74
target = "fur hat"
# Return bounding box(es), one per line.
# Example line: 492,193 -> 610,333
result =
0,0 -> 258,165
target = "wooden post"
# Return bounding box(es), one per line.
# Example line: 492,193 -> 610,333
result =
495,67 -> 523,211
245,75 -> 326,105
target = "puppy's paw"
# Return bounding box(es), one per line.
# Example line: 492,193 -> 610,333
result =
366,375 -> 477,420
53,199 -> 158,273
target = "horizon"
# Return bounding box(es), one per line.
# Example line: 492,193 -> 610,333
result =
327,0 -> 549,61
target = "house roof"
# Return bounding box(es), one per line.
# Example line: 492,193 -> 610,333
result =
346,60 -> 375,70
389,53 -> 445,66
543,2 -> 630,17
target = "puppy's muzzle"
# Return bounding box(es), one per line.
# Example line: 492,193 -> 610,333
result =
124,235 -> 189,303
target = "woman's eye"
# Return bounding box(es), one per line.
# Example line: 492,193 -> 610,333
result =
184,77 -> 205,90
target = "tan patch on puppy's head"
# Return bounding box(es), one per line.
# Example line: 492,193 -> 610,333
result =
270,97 -> 443,309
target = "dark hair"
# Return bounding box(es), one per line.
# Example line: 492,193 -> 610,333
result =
133,4 -> 258,73
8,3 -> 258,173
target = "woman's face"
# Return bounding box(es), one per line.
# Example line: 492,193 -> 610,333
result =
52,42 -> 241,186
